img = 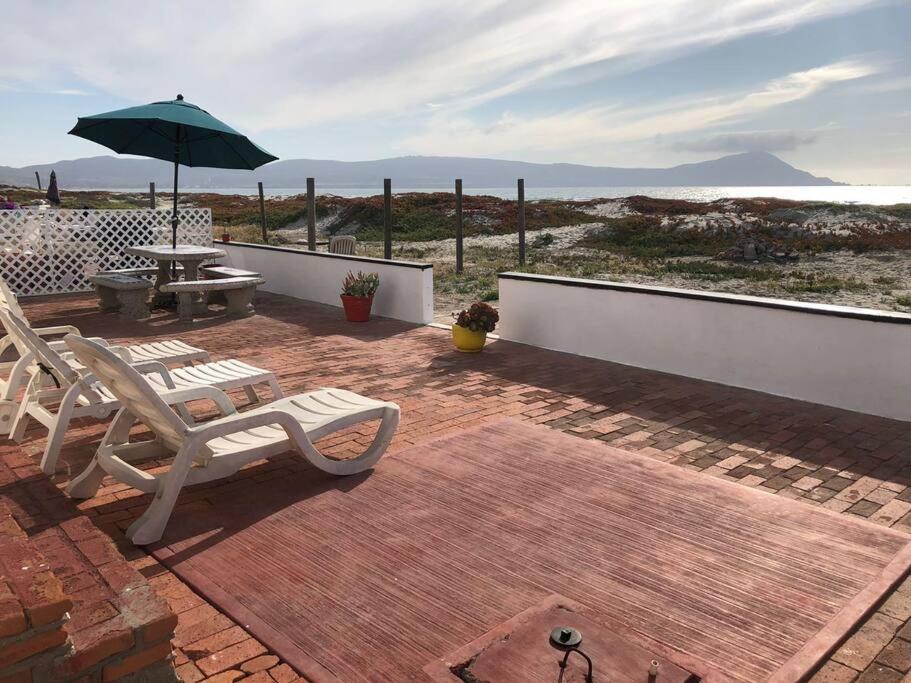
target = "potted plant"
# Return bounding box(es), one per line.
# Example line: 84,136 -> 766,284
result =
452,302 -> 499,352
341,271 -> 379,322
221,231 -> 231,243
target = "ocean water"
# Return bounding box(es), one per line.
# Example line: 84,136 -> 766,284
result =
116,185 -> 911,204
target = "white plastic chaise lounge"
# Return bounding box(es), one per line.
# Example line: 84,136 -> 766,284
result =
0,308 -> 282,475
0,276 -> 210,434
64,334 -> 400,545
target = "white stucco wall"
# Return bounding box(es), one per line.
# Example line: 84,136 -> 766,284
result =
498,272 -> 911,421
222,242 -> 433,324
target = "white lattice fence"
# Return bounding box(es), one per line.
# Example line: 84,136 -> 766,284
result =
0,208 -> 212,296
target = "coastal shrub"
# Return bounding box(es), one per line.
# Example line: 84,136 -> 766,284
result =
531,232 -> 555,248
781,273 -> 868,294
580,216 -> 735,257
662,261 -> 781,282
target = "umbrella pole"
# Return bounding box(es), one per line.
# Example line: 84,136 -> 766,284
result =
171,130 -> 180,279
171,145 -> 179,251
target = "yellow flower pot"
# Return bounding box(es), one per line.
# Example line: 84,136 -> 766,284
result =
452,324 -> 487,353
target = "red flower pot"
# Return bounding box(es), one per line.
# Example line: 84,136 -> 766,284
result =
341,295 -> 374,322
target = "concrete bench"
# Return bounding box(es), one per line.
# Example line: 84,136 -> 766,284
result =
200,265 -> 262,304
97,265 -> 185,278
160,276 -> 265,322
88,274 -> 152,321
200,265 -> 261,279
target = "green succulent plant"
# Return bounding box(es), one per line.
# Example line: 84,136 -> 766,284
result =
341,271 -> 380,297
453,301 -> 499,333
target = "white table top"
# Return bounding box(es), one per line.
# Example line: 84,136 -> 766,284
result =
125,245 -> 226,261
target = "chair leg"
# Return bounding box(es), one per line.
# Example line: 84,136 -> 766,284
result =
126,443 -> 196,544
39,385 -> 83,474
243,385 -> 258,404
68,408 -> 136,499
295,405 -> 400,476
10,375 -> 39,442
0,356 -> 32,436
266,377 -> 283,400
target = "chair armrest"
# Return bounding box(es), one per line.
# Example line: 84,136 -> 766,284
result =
0,335 -> 13,356
33,325 -> 81,337
52,337 -> 110,352
107,345 -> 134,363
188,408 -> 306,444
130,360 -> 176,389
159,385 -> 237,416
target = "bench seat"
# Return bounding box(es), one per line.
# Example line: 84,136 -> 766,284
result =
97,265 -> 184,279
200,265 -> 261,279
160,276 -> 265,322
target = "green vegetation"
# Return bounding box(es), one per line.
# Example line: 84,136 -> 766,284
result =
579,216 -> 736,258
1,186 -> 147,210
6,184 -> 911,313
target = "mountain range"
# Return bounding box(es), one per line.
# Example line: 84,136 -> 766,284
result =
0,151 -> 843,189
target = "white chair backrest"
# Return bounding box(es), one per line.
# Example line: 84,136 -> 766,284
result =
0,308 -> 81,390
0,276 -> 26,320
329,235 -> 356,255
64,334 -> 189,451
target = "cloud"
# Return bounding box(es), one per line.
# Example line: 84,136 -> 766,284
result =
48,89 -> 89,96
672,131 -> 819,153
401,59 -> 878,158
0,0 -> 883,132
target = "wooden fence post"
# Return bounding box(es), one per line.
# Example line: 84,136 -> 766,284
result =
383,178 -> 392,260
517,178 -> 526,266
258,182 -> 267,243
455,179 -> 464,274
307,177 -> 316,251
35,172 -> 41,191
149,182 -> 156,209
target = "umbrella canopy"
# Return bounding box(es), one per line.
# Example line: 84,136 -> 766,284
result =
46,170 -> 60,205
68,94 -> 277,247
68,95 -> 277,169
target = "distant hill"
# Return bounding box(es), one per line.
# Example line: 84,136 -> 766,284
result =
0,151 -> 843,189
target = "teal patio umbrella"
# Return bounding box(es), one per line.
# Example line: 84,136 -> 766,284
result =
69,94 -> 277,248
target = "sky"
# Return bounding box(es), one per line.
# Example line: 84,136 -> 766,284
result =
1,0 -> 909,184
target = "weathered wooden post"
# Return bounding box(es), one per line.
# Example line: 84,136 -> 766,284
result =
455,179 -> 464,274
35,172 -> 41,191
383,178 -> 392,260
517,178 -> 526,266
258,182 -> 267,243
149,182 -> 156,209
306,177 -> 316,251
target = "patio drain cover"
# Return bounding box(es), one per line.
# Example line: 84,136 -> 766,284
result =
424,595 -> 699,682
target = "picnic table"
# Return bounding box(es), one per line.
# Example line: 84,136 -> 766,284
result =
125,244 -> 226,305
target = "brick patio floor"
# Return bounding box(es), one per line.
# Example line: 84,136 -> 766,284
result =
4,291 -> 911,682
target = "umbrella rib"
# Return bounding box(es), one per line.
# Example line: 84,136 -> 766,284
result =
221,135 -> 257,170
141,125 -> 181,145
116,122 -> 156,155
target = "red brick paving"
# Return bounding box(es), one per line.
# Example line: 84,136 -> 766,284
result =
3,291 -> 911,681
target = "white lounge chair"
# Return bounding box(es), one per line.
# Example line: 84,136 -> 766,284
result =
0,308 -> 281,475
0,277 -> 210,434
64,334 -> 400,544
